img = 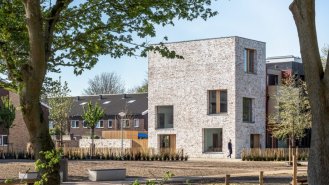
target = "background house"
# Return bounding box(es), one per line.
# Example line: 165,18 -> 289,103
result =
148,36 -> 266,158
0,88 -> 50,152
266,55 -> 311,148
65,93 -> 148,140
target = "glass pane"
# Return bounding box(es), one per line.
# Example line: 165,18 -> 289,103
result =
244,49 -> 248,72
243,98 -> 253,122
249,50 -> 254,73
209,90 -> 217,114
157,106 -> 173,128
220,90 -> 227,113
203,128 -> 222,152
3,135 -> 8,145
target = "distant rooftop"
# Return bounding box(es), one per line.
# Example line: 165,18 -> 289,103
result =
266,55 -> 302,64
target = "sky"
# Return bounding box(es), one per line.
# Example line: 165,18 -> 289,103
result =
49,0 -> 329,96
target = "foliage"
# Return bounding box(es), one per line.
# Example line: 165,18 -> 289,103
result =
83,72 -> 125,95
47,77 -> 72,136
130,79 -> 148,93
82,102 -> 105,129
34,150 -> 61,185
241,148 -> 309,161
0,96 -> 16,132
268,77 -> 312,141
321,45 -> 328,70
132,171 -> 174,185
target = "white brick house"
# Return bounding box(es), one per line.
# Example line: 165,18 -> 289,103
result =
148,36 -> 266,158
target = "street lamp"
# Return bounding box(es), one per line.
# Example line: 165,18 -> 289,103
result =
118,112 -> 126,155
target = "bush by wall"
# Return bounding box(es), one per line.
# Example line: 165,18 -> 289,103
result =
241,148 -> 309,161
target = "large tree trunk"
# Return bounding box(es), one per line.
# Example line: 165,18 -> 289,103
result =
21,0 -> 60,184
290,0 -> 329,184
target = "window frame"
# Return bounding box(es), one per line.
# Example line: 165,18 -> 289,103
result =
208,90 -> 228,115
96,120 -> 104,128
0,135 -> 8,146
156,106 -> 174,129
121,119 -> 130,128
244,48 -> 256,74
133,119 -> 140,128
203,128 -> 223,153
243,97 -> 254,123
71,120 -> 79,128
108,119 -> 113,128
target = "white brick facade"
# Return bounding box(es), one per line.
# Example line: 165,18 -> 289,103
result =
148,37 -> 266,158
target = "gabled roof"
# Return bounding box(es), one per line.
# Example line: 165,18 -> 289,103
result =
69,93 -> 148,117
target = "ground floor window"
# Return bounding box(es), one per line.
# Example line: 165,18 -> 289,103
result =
0,135 -> 8,146
203,128 -> 223,152
250,134 -> 260,148
159,134 -> 176,152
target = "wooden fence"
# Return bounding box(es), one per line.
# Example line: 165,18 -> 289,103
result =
102,130 -> 147,139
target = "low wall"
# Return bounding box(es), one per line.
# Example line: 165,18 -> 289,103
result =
79,139 -> 132,148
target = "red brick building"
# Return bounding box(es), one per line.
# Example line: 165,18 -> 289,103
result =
0,88 -> 49,152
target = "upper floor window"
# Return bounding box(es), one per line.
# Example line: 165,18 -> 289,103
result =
244,49 -> 255,73
71,120 -> 79,128
208,90 -> 227,114
243,97 -> 254,123
133,119 -> 139,127
96,120 -> 104,128
108,120 -> 113,128
157,106 -> 173,129
0,135 -> 8,146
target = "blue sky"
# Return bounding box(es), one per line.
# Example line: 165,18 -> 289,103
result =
50,0 -> 329,96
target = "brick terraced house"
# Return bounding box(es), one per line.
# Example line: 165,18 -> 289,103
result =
63,93 -> 148,139
148,36 -> 266,158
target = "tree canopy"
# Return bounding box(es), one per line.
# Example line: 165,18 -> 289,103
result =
83,72 -> 125,95
0,96 -> 16,132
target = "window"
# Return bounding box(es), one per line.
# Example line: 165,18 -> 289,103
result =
83,121 -> 88,128
250,134 -> 260,148
157,106 -> 173,129
71,120 -> 79,128
244,49 -> 255,73
122,119 -> 130,128
243,98 -> 254,122
0,135 -> 8,146
96,120 -> 104,128
203,128 -> 222,152
208,90 -> 228,114
267,74 -> 279,85
108,120 -> 113,128
133,119 -> 139,127
49,121 -> 54,129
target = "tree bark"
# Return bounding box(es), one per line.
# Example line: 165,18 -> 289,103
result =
91,127 -> 95,157
21,1 -> 60,184
290,0 -> 329,184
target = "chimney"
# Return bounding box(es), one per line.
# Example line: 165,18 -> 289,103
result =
76,96 -> 80,101
122,94 -> 126,99
99,95 -> 103,100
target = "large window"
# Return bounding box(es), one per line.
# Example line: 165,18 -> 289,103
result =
243,98 -> 254,122
203,128 -> 222,152
208,90 -> 227,114
244,49 -> 255,73
0,135 -> 8,146
157,106 -> 173,129
71,120 -> 79,128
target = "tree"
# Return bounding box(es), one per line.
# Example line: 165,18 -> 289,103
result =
47,77 -> 72,147
83,72 -> 125,95
0,96 -> 16,147
290,0 -> 329,184
0,1 -> 216,183
82,102 -> 104,157
130,79 -> 148,93
268,77 -> 311,164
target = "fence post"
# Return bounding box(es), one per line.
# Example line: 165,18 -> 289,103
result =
225,174 -> 230,185
259,171 -> 264,185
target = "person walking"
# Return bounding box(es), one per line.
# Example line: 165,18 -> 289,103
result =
227,139 -> 232,158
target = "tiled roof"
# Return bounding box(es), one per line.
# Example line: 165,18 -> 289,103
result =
69,93 -> 148,117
